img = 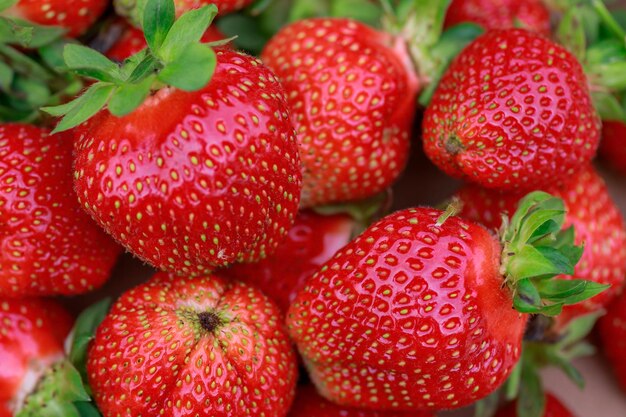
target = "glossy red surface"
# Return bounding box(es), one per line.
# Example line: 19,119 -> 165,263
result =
0,124 -> 120,297
87,272 -> 298,417
288,208 -> 527,411
262,18 -> 418,207
72,50 -> 302,276
423,29 -> 599,191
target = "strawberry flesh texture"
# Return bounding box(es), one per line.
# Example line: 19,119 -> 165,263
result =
289,385 -> 435,417
456,165 -> 626,325
87,272 -> 298,417
222,210 -> 355,314
599,291 -> 626,393
106,22 -> 226,62
73,50 -> 302,276
287,208 -> 527,411
0,124 -> 121,297
494,393 -> 575,417
445,0 -> 550,36
262,18 -> 418,208
600,121 -> 626,176
3,0 -> 109,37
0,299 -> 73,417
423,29 -> 599,191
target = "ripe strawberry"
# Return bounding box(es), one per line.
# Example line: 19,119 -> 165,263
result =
261,18 -> 418,207
70,48 -> 301,275
600,121 -> 626,176
223,210 -> 356,314
445,0 -> 550,35
287,193 -> 595,411
106,21 -> 226,62
0,123 -> 120,297
2,0 -> 109,37
114,0 -> 254,26
0,298 -> 73,417
423,29 -> 600,191
289,385 -> 435,417
599,291 -> 626,392
495,393 -> 574,417
87,272 -> 298,417
456,165 -> 626,325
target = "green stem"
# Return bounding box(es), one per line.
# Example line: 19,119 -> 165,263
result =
591,0 -> 626,41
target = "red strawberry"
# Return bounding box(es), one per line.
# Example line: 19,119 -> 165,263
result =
287,193 -> 590,411
261,18 -> 418,207
223,210 -> 356,314
456,165 -> 626,325
114,0 -> 253,25
599,291 -> 626,392
106,21 -> 226,62
87,272 -> 298,417
72,48 -> 302,275
445,0 -> 550,35
423,29 -> 600,191
0,123 -> 120,297
2,0 -> 109,37
600,121 -> 626,176
494,393 -> 575,417
289,385 -> 435,417
0,298 -> 73,417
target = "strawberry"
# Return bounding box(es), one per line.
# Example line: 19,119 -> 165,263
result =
47,2 -> 302,275
87,272 -> 298,417
261,18 -> 418,208
106,21 -> 226,62
494,393 -> 574,417
599,291 -> 626,392
0,123 -> 120,297
0,298 -> 73,417
444,0 -> 550,35
289,385 -> 435,417
222,210 -> 356,314
600,121 -> 626,176
455,165 -> 626,325
114,0 -> 253,26
422,29 -> 600,191
2,0 -> 109,37
287,193 -> 600,411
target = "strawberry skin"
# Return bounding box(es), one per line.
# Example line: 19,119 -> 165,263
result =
287,208 -> 527,411
0,298 -> 73,417
599,291 -> 626,392
87,272 -> 298,417
289,385 -> 435,417
2,0 -> 109,37
114,0 -> 253,25
445,0 -> 550,35
456,165 -> 626,324
261,18 -> 418,207
106,22 -> 226,62
0,124 -> 120,297
222,210 -> 355,314
600,121 -> 626,176
73,49 -> 302,276
423,29 -> 600,191
494,393 -> 574,417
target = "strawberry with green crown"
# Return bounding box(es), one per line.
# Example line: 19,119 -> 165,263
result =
287,192 -> 606,411
45,0 -> 302,276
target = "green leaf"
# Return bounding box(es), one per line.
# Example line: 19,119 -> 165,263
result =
0,43 -> 52,81
473,390 -> 500,417
513,279 -> 542,313
39,39 -> 70,72
591,91 -> 625,122
559,311 -> 604,347
507,246 -> 566,281
142,0 -> 176,52
24,21 -> 66,48
517,362 -> 545,417
14,75 -> 51,107
537,279 -> 609,306
63,44 -> 121,82
157,43 -> 216,91
0,0 -> 18,12
547,350 -> 585,389
556,6 -> 586,61
108,76 -> 155,117
158,4 -> 218,62
0,59 -> 13,90
504,360 -> 523,400
216,13 -> 269,55
591,0 -> 626,42
74,402 -> 102,417
46,83 -> 115,133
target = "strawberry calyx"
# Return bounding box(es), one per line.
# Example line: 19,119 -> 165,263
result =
15,299 -> 111,417
43,0 -> 222,133
499,191 -> 608,316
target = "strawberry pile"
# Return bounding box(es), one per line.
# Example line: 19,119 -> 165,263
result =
0,1 -> 625,417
